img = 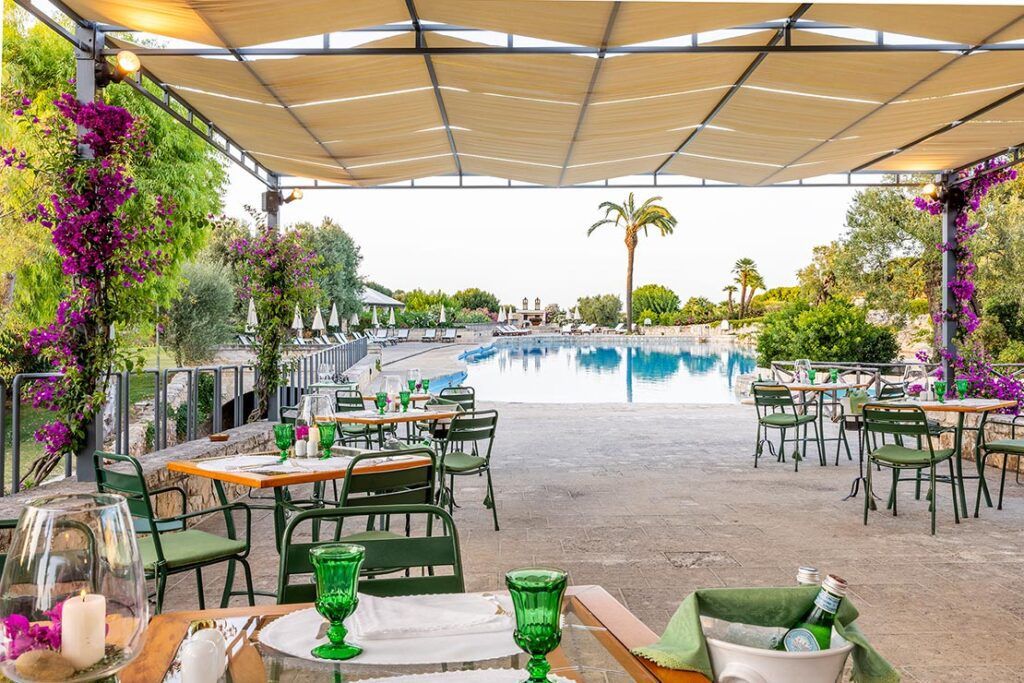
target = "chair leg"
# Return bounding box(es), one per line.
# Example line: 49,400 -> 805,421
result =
997,453 -> 1012,511
195,567 -> 206,610
753,424 -> 762,468
813,422 -> 824,467
889,469 -> 899,516
240,558 -> 256,606
155,571 -> 167,615
930,465 -> 937,535
949,459 -> 960,526
485,469 -> 499,531
220,560 -> 236,608
974,452 -> 987,519
864,459 -> 872,525
778,428 -> 786,463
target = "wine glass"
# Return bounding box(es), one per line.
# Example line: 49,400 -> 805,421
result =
273,423 -> 294,461
829,368 -> 839,384
384,375 -> 403,405
0,493 -> 148,682
296,394 -> 336,458
956,379 -> 969,400
318,422 -> 337,456
807,368 -> 816,385
408,368 -> 422,393
933,380 -> 947,404
422,378 -> 431,394
318,363 -> 333,384
374,391 -> 388,415
399,390 -> 411,412
310,544 -> 365,661
506,568 -> 568,683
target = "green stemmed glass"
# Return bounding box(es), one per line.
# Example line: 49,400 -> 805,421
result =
273,423 -> 294,461
375,391 -> 388,415
407,379 -> 416,393
399,390 -> 411,412
829,368 -> 839,384
934,380 -> 947,404
422,378 -> 431,393
506,567 -> 568,683
311,543 -> 365,661
956,379 -> 969,400
318,422 -> 337,456
807,368 -> 816,385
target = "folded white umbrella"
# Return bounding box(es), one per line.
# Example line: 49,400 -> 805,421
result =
351,312 -> 360,325
497,307 -> 506,323
312,306 -> 326,331
439,304 -> 447,325
328,302 -> 339,328
291,304 -> 304,331
372,306 -> 379,327
245,298 -> 258,332
388,307 -> 396,326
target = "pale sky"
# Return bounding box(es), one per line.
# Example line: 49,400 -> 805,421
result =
225,169 -> 858,310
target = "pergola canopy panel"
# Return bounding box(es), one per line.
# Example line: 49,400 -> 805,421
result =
64,1 -> 1024,187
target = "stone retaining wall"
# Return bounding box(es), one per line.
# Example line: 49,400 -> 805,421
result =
0,422 -> 274,547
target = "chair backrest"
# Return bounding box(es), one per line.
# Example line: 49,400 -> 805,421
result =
442,328 -> 457,339
280,404 -> 299,424
277,504 -> 464,603
93,452 -> 166,562
877,384 -> 906,400
338,448 -> 437,508
439,386 -> 476,411
752,383 -> 797,415
422,328 -> 437,339
397,329 -> 410,339
862,403 -> 934,451
443,410 -> 498,461
336,389 -> 365,413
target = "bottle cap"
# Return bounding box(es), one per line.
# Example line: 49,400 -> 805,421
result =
822,574 -> 848,597
796,566 -> 820,585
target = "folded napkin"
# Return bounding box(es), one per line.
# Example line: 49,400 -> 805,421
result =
632,586 -> 898,683
348,593 -> 513,642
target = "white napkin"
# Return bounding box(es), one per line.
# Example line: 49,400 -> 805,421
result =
292,456 -> 354,472
196,455 -> 281,472
349,593 -> 513,641
358,670 -> 575,683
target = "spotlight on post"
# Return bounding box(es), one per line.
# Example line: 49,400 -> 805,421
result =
921,182 -> 943,202
96,50 -> 141,87
283,188 -> 303,204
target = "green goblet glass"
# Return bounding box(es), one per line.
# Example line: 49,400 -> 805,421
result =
934,380 -> 947,404
807,368 -> 816,385
422,378 -> 430,393
829,368 -> 839,384
273,423 -> 294,460
399,390 -> 411,412
956,379 -> 969,400
375,391 -> 388,415
407,379 -> 416,393
318,422 -> 337,455
506,567 -> 568,683
311,543 -> 365,661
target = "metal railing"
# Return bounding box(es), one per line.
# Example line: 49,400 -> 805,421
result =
769,359 -> 1024,396
0,338 -> 367,495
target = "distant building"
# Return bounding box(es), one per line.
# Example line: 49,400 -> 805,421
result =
512,296 -> 547,326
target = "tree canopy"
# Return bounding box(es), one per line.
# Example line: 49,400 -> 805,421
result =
577,294 -> 622,327
294,218 -> 363,318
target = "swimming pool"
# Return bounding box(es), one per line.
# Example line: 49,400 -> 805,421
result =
461,337 -> 757,403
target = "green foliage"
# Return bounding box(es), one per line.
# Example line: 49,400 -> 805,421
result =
756,300 -> 899,367
143,421 -> 155,453
0,324 -> 48,384
632,284 -> 679,321
173,373 -> 215,440
908,298 -> 930,316
452,288 -> 500,313
577,294 -> 622,327
165,260 -> 235,366
1,7 -> 226,330
454,309 -> 493,324
982,295 -> 1024,342
975,317 -> 1009,357
295,218 -> 363,319
680,296 -> 716,323
401,289 -> 450,312
997,341 -> 1024,364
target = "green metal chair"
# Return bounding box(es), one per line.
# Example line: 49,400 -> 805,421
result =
276,504 -> 464,603
862,404 -> 960,534
93,451 -> 255,613
336,389 -> 376,447
434,409 -> 500,530
978,414 -> 1024,513
439,386 -> 476,412
751,383 -> 822,470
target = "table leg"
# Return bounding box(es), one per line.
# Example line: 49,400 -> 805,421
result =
817,392 -> 826,466
273,487 -> 287,554
954,412 -> 969,518
974,412 -> 993,516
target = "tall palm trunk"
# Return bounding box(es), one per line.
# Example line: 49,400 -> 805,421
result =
738,279 -> 748,317
625,232 -> 637,331
727,292 -> 734,317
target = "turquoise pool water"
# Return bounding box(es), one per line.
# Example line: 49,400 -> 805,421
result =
461,338 -> 756,403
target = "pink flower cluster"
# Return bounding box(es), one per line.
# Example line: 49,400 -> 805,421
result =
1,601 -> 63,660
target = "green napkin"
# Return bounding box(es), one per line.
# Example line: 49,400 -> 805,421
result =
632,586 -> 898,683
848,389 -> 870,416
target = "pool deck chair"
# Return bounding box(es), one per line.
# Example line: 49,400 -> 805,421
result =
862,403 -> 959,534
978,414 -> 1024,513
422,328 -> 438,342
441,328 -> 458,343
751,383 -> 823,470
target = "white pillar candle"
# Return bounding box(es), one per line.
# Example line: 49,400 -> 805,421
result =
179,639 -> 219,683
308,424 -> 320,457
295,440 -> 306,457
61,592 -> 106,670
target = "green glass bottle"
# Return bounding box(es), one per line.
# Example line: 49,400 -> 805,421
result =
776,574 -> 847,652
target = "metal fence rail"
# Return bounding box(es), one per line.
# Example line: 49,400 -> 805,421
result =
769,359 -> 1024,396
0,339 -> 367,495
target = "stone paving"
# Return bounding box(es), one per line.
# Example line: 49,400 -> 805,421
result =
162,344 -> 1024,683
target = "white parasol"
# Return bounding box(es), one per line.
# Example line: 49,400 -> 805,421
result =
328,302 -> 339,328
291,304 -> 304,332
439,304 -> 447,325
312,306 -> 326,331
245,298 -> 258,332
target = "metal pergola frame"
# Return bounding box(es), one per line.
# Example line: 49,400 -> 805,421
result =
14,0 -> 1024,380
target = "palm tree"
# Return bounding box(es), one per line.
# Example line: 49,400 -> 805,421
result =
587,193 -> 677,330
723,285 -> 737,318
732,258 -> 758,317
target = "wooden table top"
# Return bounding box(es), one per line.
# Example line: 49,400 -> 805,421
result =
166,452 -> 433,489
330,408 -> 461,425
890,398 -> 1018,414
784,380 -> 872,392
119,586 -> 707,683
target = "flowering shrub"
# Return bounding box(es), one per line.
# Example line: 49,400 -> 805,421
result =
1,91 -> 173,485
913,161 -> 1023,410
225,223 -> 320,421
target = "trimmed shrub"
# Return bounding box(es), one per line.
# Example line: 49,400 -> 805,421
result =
757,299 -> 899,366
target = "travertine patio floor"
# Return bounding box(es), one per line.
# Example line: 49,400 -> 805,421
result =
165,397 -> 1024,682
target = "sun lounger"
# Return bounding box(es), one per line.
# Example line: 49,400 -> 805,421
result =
422,328 -> 438,342
560,324 -> 574,335
440,328 -> 458,343
395,328 -> 410,342
612,323 -> 626,334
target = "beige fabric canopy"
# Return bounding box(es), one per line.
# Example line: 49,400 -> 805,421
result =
67,1 -> 1024,187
